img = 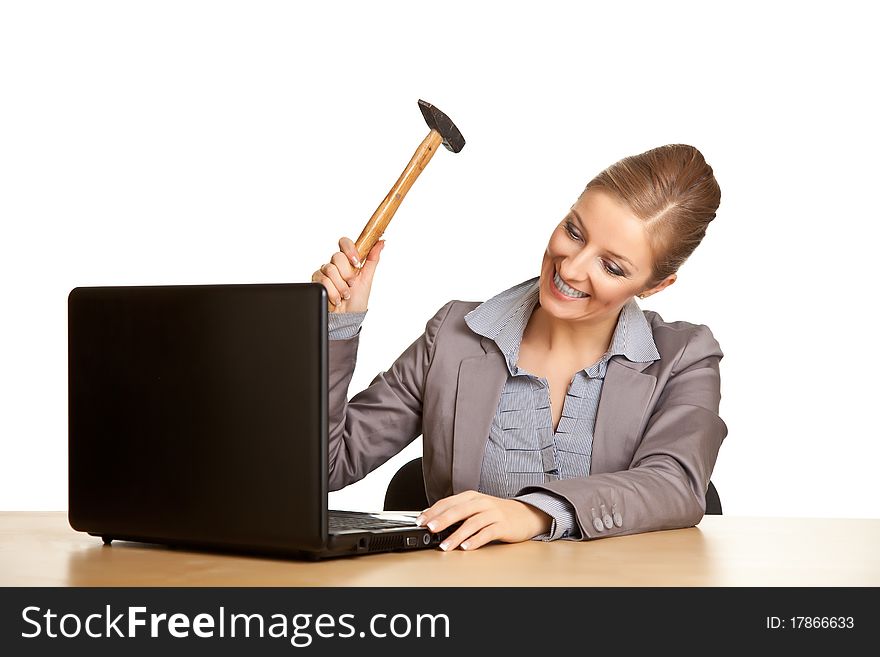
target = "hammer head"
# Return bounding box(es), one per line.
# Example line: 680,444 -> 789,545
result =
418,99 -> 466,153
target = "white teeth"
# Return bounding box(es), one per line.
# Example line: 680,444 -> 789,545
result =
553,271 -> 588,298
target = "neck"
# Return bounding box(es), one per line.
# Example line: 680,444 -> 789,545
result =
525,303 -> 620,359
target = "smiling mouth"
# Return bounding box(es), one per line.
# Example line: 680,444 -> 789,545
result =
552,270 -> 589,298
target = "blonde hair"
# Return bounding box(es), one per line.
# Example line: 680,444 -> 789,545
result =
583,144 -> 721,287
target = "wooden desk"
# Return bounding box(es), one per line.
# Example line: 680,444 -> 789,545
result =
1,513 -> 877,586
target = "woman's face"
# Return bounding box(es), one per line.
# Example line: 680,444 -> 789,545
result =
539,188 -> 674,326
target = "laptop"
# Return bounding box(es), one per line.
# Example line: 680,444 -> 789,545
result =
68,282 -> 456,559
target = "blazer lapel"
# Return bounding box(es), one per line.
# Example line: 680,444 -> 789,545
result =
451,336 -> 508,493
450,337 -> 659,489
591,357 -> 657,473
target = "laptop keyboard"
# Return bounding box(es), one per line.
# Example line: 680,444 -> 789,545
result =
328,510 -> 418,531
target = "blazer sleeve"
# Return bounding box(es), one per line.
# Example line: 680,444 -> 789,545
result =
327,300 -> 456,491
517,323 -> 728,540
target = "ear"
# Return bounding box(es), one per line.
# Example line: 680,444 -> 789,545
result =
640,273 -> 677,298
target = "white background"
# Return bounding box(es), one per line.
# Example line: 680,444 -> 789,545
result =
1,1 -> 877,518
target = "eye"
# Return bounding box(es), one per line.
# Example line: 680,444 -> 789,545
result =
564,221 -> 626,277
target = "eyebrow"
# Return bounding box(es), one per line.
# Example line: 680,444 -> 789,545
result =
569,209 -> 639,272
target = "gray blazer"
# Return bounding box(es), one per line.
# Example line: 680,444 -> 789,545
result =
328,298 -> 727,540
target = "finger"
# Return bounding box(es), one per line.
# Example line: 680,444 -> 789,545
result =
417,491 -> 479,527
418,494 -> 461,523
363,239 -> 385,262
314,270 -> 344,307
338,236 -> 361,268
439,512 -> 493,552
310,267 -> 334,292
424,496 -> 488,533
321,261 -> 353,301
357,240 -> 385,282
459,525 -> 498,551
329,252 -> 357,285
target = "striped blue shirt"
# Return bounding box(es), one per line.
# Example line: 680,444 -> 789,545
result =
463,276 -> 661,539
327,276 -> 661,540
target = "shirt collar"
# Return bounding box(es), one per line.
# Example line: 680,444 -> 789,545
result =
463,276 -> 661,378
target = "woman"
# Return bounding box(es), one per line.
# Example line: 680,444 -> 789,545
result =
311,143 -> 726,551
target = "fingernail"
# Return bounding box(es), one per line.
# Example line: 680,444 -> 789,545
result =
343,292 -> 350,300
350,255 -> 360,267
439,542 -> 449,551
416,515 -> 425,526
427,521 -> 437,532
460,542 -> 470,550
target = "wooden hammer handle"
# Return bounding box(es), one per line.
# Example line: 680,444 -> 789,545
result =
353,128 -> 444,263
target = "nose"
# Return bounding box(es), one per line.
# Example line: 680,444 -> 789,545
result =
559,254 -> 592,288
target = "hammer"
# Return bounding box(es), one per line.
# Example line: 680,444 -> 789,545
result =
350,99 -> 466,264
